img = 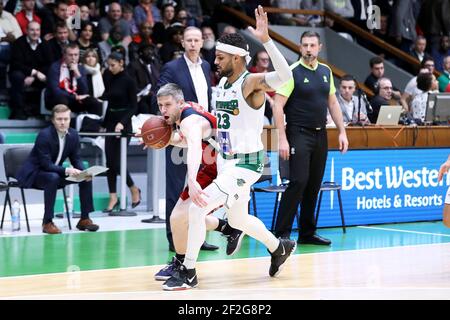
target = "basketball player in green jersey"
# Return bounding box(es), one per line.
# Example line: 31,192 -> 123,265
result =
163,5 -> 296,291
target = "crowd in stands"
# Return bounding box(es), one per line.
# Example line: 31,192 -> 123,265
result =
0,0 -> 227,120
0,0 -> 449,126
263,0 -> 450,125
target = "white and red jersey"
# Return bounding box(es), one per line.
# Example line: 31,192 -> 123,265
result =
179,102 -> 217,166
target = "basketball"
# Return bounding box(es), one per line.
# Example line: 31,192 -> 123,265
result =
140,116 -> 172,149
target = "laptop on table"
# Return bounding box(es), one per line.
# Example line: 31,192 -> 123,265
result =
376,106 -> 403,126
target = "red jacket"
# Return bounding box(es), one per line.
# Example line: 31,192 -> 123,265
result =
15,10 -> 42,34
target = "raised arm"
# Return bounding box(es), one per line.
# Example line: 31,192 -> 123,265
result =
244,6 -> 292,95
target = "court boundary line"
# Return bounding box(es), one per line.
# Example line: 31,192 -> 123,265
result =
357,226 -> 450,237
4,286 -> 450,300
1,241 -> 449,281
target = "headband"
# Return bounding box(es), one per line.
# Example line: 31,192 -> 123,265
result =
216,41 -> 251,65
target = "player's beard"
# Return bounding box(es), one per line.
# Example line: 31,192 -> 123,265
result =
218,63 -> 233,78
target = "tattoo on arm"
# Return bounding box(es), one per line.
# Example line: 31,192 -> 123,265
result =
258,76 -> 274,91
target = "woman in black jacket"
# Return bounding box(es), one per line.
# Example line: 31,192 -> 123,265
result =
101,52 -> 141,213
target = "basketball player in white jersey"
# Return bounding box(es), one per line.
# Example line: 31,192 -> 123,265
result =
438,155 -> 450,227
163,5 -> 296,291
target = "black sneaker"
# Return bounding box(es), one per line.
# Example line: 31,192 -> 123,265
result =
162,265 -> 198,291
154,257 -> 182,281
269,238 -> 297,277
226,229 -> 245,256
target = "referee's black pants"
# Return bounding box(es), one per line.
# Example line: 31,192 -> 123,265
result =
274,126 -> 328,239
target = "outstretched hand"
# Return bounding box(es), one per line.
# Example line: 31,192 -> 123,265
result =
438,158 -> 450,182
135,128 -> 148,150
247,5 -> 270,44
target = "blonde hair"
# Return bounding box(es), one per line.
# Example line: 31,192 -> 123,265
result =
51,104 -> 71,118
82,48 -> 99,65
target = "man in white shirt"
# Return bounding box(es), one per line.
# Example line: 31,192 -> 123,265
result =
330,74 -> 370,125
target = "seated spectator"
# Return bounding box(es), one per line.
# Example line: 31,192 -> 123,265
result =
16,104 -> 99,234
438,56 -> 450,92
201,25 -> 216,82
220,24 -> 237,37
79,5 -> 91,22
298,0 -> 324,27
40,0 -> 76,42
98,2 -> 132,45
411,72 -> 438,123
182,0 -> 203,26
152,3 -> 175,46
364,56 -> 386,91
122,3 -> 138,36
364,56 -> 403,101
335,74 -> 370,125
77,21 -> 100,63
129,21 -> 154,63
15,0 -> 41,34
432,35 -> 450,73
87,1 -> 101,23
46,43 -> 102,115
0,1 -> 22,41
134,0 -> 161,27
81,48 -> 104,99
0,0 -> 22,92
9,21 -> 50,119
323,0 -> 354,31
175,7 -> 189,27
402,58 -> 435,108
158,23 -> 184,64
409,36 -> 432,63
369,77 -> 406,123
249,49 -> 274,124
407,35 -> 433,74
98,24 -> 129,66
48,21 -> 71,62
325,0 -> 354,18
127,43 -> 161,114
272,0 -> 301,26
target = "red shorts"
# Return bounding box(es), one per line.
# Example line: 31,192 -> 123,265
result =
179,162 -> 217,201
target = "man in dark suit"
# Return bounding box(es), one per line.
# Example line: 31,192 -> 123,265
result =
144,26 -> 216,252
16,104 -> 99,234
8,21 -> 52,120
45,43 -> 102,115
47,22 -> 71,63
